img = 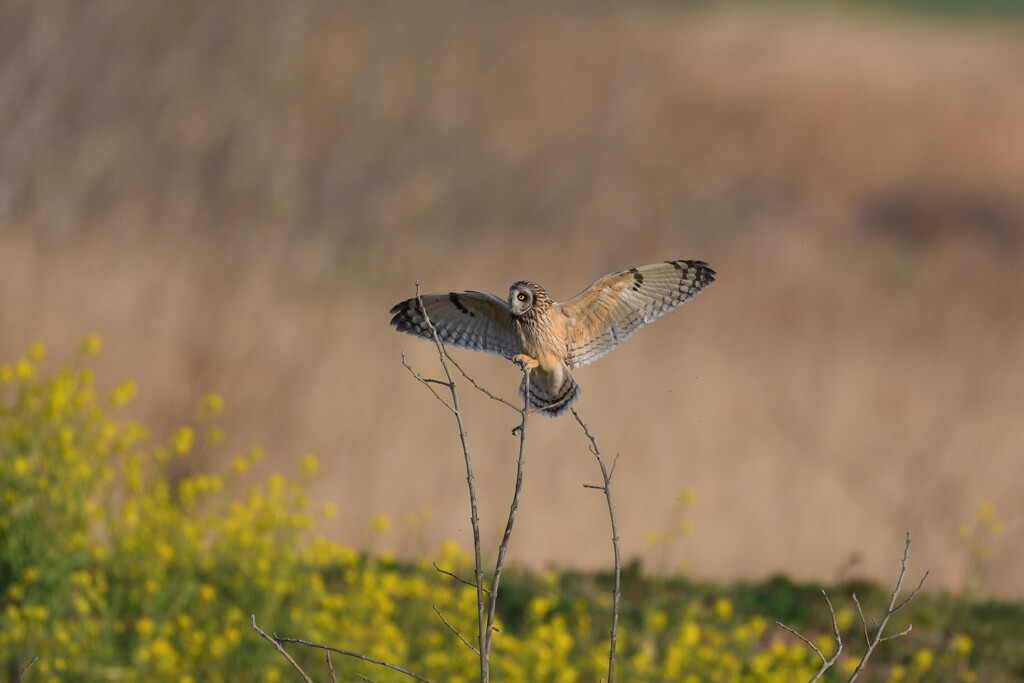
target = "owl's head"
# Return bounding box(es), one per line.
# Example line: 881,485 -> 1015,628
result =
508,281 -> 548,317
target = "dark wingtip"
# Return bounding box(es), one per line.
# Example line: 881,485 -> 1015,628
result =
684,259 -> 716,284
389,298 -> 421,331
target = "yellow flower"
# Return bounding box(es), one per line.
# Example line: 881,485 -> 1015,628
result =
679,622 -> 700,647
912,648 -> 934,672
111,379 -> 137,407
28,341 -> 45,361
81,334 -> 103,356
977,502 -> 995,520
714,596 -> 733,620
372,514 -> 391,533
199,393 -> 224,418
198,584 -> 216,603
951,634 -> 973,656
14,359 -> 35,381
136,618 -> 156,636
173,426 -> 195,455
232,455 -> 250,474
649,609 -> 668,630
322,502 -> 337,518
300,453 -> 320,475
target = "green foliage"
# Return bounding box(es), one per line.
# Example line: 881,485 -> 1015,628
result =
747,0 -> 1024,20
0,340 -> 1017,681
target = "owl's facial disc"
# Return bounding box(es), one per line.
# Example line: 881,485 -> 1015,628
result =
509,285 -> 533,316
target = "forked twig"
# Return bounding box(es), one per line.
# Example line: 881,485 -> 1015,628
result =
273,634 -> 436,683
776,590 -> 842,683
571,408 -> 621,683
847,532 -> 928,682
250,615 -> 314,683
780,532 -> 929,683
408,282 -> 532,683
401,353 -> 455,413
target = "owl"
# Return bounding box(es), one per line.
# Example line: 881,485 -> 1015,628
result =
389,260 -> 715,417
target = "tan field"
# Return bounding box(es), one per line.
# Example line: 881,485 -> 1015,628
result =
2,1 -> 1022,596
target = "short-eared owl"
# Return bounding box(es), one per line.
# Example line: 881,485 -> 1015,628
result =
390,260 -> 715,416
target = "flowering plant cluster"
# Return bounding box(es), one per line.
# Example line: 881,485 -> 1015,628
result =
0,340 -> 986,682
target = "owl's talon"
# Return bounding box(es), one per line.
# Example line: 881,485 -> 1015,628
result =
512,354 -> 539,371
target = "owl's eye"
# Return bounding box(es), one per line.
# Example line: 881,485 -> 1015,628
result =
517,293 -> 527,302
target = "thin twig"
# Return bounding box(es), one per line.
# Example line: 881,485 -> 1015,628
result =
571,408 -> 621,683
847,532 -> 928,682
433,561 -> 491,595
327,650 -> 338,683
482,368 -> 531,677
275,635 -> 436,683
250,615 -> 314,683
411,282 -> 489,681
447,354 -> 521,411
14,656 -> 39,683
434,604 -> 481,654
851,592 -> 871,646
777,590 -> 842,683
401,352 -> 456,413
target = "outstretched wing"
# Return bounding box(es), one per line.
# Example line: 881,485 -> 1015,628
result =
560,260 -> 715,368
389,290 -> 521,358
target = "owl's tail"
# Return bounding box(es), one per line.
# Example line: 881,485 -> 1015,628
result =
519,367 -> 579,418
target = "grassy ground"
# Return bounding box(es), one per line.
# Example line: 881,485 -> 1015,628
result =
1,1 -> 1023,599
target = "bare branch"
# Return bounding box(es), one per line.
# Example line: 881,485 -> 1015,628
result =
776,621 -> 829,663
401,352 -> 456,413
852,592 -> 871,646
572,408 -> 621,683
777,590 -> 842,683
410,282 -> 489,675
250,615 -> 314,683
327,650 -> 338,683
15,656 -> 39,683
447,354 -> 522,412
880,624 -> 914,641
783,533 -> 929,683
274,635 -> 436,683
894,570 -> 930,612
846,532 -> 928,682
482,367 -> 531,676
433,561 -> 490,595
434,604 -> 480,654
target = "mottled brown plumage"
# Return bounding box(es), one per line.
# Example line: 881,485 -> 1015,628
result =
390,260 -> 715,416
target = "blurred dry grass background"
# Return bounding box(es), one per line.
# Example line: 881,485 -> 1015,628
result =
1,1 -> 1022,595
